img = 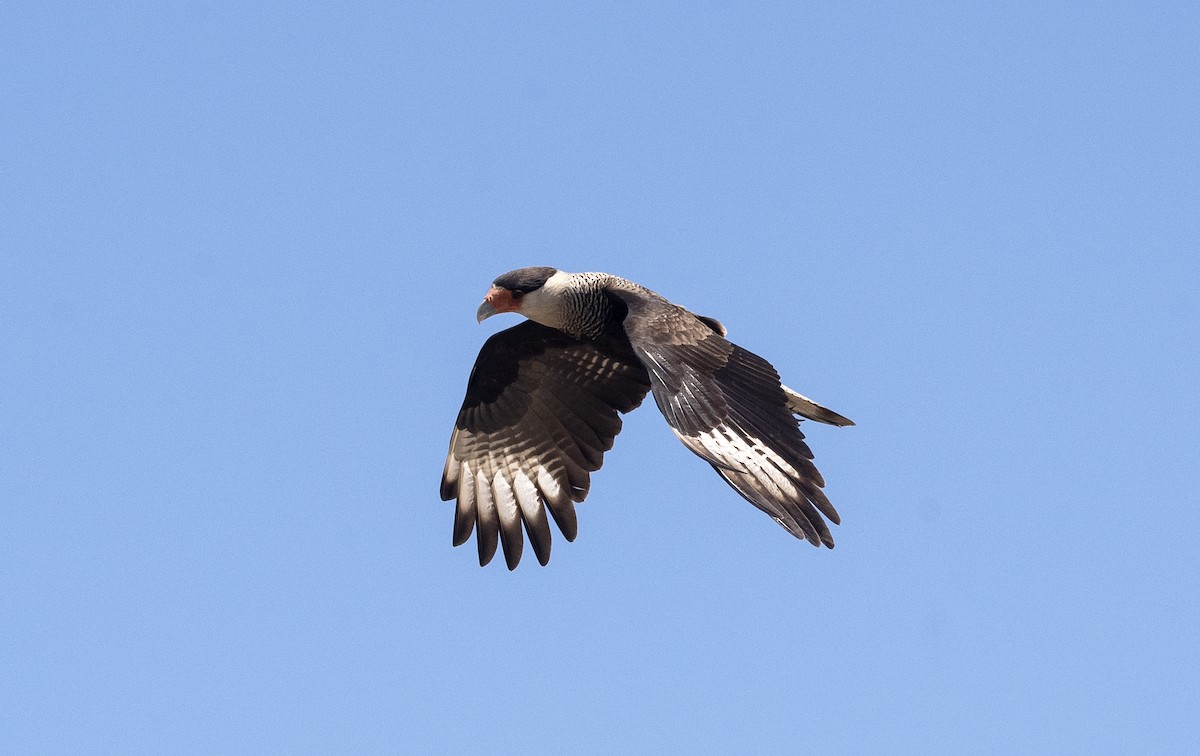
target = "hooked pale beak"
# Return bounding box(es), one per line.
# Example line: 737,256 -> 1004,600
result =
476,285 -> 519,323
476,300 -> 498,323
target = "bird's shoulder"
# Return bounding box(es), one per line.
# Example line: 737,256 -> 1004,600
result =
598,277 -> 720,345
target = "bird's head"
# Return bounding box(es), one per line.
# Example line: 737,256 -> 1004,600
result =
476,266 -> 563,325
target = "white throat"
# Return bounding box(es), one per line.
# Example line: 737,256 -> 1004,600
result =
518,270 -> 574,329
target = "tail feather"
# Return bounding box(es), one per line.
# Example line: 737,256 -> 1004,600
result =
782,385 -> 855,427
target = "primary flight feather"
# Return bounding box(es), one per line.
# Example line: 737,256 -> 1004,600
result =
441,267 -> 853,569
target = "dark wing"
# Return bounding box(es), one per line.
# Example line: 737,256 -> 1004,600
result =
619,299 -> 841,547
441,320 -> 650,569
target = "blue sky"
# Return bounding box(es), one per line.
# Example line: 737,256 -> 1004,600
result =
3,2 -> 1198,753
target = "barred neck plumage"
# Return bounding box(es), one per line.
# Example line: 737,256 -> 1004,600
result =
550,271 -> 619,339
520,270 -> 663,339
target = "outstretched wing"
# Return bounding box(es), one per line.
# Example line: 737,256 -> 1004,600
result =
619,300 -> 843,547
441,320 -> 651,569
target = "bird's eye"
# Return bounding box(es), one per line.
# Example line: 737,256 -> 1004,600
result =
510,290 -> 525,300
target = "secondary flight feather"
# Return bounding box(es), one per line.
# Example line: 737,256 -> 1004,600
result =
441,267 -> 853,569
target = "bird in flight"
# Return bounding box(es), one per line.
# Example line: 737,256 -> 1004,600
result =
441,267 -> 853,569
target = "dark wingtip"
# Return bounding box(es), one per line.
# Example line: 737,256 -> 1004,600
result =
504,550 -> 522,571
477,534 -> 498,567
499,530 -> 523,570
527,532 -> 552,566
545,500 -> 579,542
452,517 -> 473,547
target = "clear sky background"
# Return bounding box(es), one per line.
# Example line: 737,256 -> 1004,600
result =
3,2 -> 1198,754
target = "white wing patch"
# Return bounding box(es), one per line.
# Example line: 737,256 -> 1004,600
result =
677,425 -> 802,499
446,451 -> 579,567
473,467 -> 497,547
491,468 -> 519,529
670,423 -> 832,547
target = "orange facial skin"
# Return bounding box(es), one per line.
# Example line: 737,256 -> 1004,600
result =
484,285 -> 523,315
476,285 -> 524,323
